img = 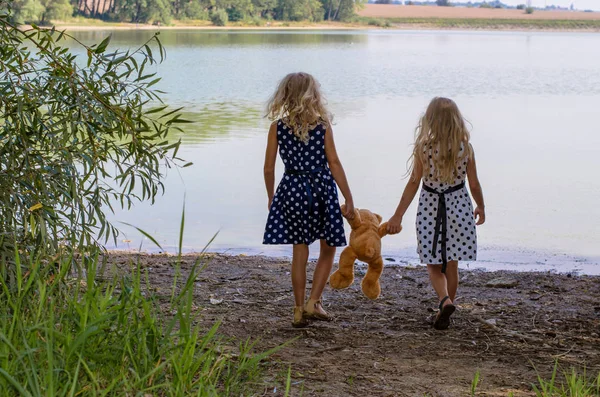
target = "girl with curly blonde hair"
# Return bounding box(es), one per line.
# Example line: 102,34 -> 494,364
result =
263,72 -> 354,328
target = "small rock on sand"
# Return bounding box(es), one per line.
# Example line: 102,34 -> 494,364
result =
486,277 -> 519,288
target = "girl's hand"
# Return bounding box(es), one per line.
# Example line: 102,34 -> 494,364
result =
268,196 -> 273,210
387,215 -> 402,235
343,201 -> 355,220
474,206 -> 486,225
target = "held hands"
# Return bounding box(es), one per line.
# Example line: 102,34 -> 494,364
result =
474,206 -> 486,225
267,196 -> 273,210
386,214 -> 402,235
342,200 -> 355,220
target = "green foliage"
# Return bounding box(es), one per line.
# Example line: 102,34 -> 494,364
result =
9,0 -> 48,23
245,15 -> 263,25
359,16 -> 390,27
275,0 -> 323,22
533,362 -> 600,396
471,369 -> 481,395
253,0 -> 277,18
8,0 -> 364,24
525,6 -> 534,14
516,4 -> 525,9
182,1 -> 209,20
118,0 -> 173,23
210,8 -> 229,25
436,0 -> 450,6
41,0 -> 73,22
479,2 -> 492,8
0,7 -> 187,268
227,6 -> 244,21
0,246 -> 276,394
323,0 -> 366,21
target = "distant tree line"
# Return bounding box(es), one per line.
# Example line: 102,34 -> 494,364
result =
9,0 -> 366,25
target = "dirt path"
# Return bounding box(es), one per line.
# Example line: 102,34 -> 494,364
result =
107,253 -> 600,396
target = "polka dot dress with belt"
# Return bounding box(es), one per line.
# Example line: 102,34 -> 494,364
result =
417,146 -> 477,265
263,120 -> 347,247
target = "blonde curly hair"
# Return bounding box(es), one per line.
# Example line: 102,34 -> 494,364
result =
410,97 -> 473,184
266,72 -> 332,143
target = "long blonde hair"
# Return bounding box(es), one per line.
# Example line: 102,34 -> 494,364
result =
409,97 -> 473,184
266,72 -> 332,143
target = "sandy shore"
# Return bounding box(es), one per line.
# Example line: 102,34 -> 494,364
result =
105,252 -> 600,396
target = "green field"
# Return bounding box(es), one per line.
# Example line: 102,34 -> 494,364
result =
357,16 -> 600,29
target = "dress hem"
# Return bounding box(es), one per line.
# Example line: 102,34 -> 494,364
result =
263,240 -> 346,247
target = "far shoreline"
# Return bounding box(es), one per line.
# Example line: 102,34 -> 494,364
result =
44,20 -> 600,33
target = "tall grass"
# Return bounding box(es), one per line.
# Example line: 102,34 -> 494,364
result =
469,363 -> 600,396
0,235 -> 277,395
533,362 -> 600,397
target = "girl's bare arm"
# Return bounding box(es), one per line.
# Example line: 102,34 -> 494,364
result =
325,126 -> 355,219
466,148 -> 486,225
387,160 -> 423,234
263,122 -> 278,209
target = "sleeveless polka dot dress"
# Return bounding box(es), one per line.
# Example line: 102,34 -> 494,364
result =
263,120 -> 346,247
417,145 -> 477,265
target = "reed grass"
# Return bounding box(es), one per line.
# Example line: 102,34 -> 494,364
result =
0,209 -> 279,396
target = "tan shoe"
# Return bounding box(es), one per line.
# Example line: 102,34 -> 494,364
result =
292,306 -> 309,328
304,298 -> 333,321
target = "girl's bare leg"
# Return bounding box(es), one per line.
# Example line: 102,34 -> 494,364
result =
307,240 -> 336,315
427,264 -> 453,307
444,261 -> 459,302
292,244 -> 309,307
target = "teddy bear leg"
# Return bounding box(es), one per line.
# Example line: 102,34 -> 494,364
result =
361,256 -> 384,300
329,246 -> 357,290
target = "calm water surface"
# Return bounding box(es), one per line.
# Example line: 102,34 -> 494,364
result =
69,29 -> 600,274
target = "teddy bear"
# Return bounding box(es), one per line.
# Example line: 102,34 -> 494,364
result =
329,205 -> 400,300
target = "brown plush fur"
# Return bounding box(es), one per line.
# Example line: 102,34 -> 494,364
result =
329,205 -> 401,300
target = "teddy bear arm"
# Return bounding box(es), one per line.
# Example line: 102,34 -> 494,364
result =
378,222 -> 389,238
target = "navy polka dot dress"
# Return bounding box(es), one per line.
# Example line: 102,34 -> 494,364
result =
263,120 -> 347,247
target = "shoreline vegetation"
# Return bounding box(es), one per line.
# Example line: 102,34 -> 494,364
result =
18,3 -> 600,32
46,16 -> 600,32
46,16 -> 600,31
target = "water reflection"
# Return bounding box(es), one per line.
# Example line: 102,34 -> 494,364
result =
170,102 -> 264,144
66,29 -> 368,48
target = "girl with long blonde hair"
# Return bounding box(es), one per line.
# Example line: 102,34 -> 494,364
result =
386,97 -> 486,330
263,72 -> 355,328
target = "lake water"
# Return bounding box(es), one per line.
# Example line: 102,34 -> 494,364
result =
69,29 -> 600,274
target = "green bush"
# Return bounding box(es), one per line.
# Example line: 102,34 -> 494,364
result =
182,1 -> 209,20
0,11 -> 187,270
227,7 -> 244,22
210,8 -> 229,26
245,15 -> 263,26
525,6 -> 535,14
517,4 -> 526,9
